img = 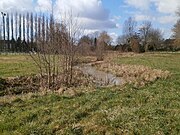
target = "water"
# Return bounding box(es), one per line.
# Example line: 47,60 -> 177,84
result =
75,65 -> 123,86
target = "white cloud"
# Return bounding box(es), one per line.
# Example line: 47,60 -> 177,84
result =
0,0 -> 117,32
109,32 -> 118,44
79,17 -> 116,29
0,0 -> 33,12
54,0 -> 117,30
124,0 -> 180,26
36,0 -> 52,12
111,15 -> 121,22
161,28 -> 173,39
153,0 -> 180,14
158,15 -> 177,24
125,0 -> 180,14
84,29 -> 100,35
55,0 -> 109,20
125,0 -> 151,10
135,14 -> 152,21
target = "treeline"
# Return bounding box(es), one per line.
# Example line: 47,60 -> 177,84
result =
116,17 -> 180,53
0,12 -> 53,52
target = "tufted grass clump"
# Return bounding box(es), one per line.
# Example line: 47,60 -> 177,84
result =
95,63 -> 170,87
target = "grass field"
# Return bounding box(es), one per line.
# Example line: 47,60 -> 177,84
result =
0,52 -> 180,134
0,54 -> 37,78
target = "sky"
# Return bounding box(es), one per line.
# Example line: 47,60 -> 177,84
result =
0,0 -> 180,42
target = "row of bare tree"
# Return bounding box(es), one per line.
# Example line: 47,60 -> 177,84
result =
0,12 -> 54,52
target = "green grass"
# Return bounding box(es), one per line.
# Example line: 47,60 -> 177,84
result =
116,53 -> 180,73
0,54 -> 37,78
0,52 -> 180,134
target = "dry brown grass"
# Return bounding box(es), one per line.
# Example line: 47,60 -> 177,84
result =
0,69 -> 95,96
95,62 -> 170,87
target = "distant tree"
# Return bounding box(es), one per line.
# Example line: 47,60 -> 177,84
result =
11,13 -> 14,40
38,15 -> 41,40
46,16 -> 49,43
6,13 -> 10,51
19,13 -> 22,39
79,35 -> 93,45
26,12 -> 30,46
172,20 -> 180,39
34,14 -> 38,44
78,35 -> 93,55
96,31 -> 111,61
30,13 -> 34,49
42,14 -> 45,43
0,21 -> 2,41
22,14 -> 26,41
15,12 -> 18,41
116,35 -> 127,45
130,34 -> 141,53
1,12 -> 6,52
172,8 -> 180,50
18,13 -> 22,52
146,28 -> 163,51
139,21 -> 152,46
123,17 -> 137,39
11,13 -> 15,52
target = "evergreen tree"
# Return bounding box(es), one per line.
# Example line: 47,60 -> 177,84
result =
26,12 -> 30,50
30,12 -> 34,50
19,13 -> 22,51
6,13 -> 10,51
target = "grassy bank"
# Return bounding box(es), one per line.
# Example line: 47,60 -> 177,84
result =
0,52 -> 180,134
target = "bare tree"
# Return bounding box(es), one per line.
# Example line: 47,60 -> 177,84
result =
26,12 -> 30,48
146,28 -> 163,51
172,20 -> 180,39
1,12 -> 6,52
6,13 -> 10,51
96,31 -> 111,61
139,21 -> 152,46
18,13 -> 22,51
30,13 -> 34,50
11,13 -> 14,40
22,14 -> 25,41
15,12 -> 18,41
34,14 -> 38,44
78,35 -> 93,55
42,14 -> 45,43
172,8 -> 180,49
116,35 -> 127,45
0,17 -> 2,42
10,13 -> 15,52
38,15 -> 41,41
60,13 -> 83,85
19,13 -> 22,39
123,17 -> 137,39
46,16 -> 49,43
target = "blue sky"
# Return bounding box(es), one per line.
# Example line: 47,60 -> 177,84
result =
102,0 -> 179,39
0,0 -> 180,41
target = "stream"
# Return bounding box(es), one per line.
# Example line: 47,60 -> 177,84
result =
75,64 -> 124,86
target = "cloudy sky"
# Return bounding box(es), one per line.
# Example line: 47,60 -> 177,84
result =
0,0 -> 180,40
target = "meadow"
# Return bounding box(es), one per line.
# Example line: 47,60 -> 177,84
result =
0,52 -> 180,134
